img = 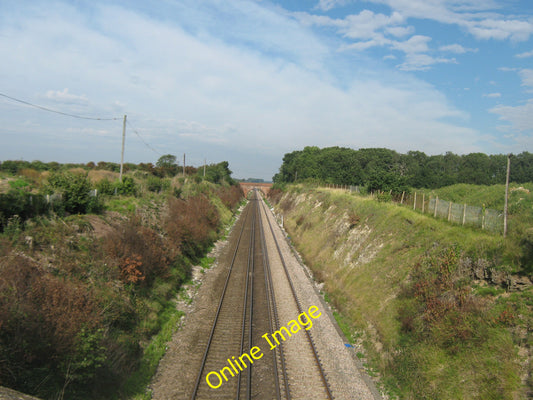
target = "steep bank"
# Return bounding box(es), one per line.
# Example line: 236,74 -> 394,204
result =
0,178 -> 243,400
270,186 -> 530,399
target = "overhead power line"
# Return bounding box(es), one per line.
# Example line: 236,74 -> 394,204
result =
126,119 -> 162,156
1,90 -> 162,158
0,92 -> 120,121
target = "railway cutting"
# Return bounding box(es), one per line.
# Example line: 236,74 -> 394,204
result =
150,190 -> 380,400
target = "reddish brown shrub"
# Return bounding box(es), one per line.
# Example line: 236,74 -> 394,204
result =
216,185 -> 243,209
103,218 -> 170,286
121,254 -> 145,284
0,253 -> 102,390
166,194 -> 219,258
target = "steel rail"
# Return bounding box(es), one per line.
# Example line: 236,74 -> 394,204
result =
237,194 -> 256,399
258,194 -> 334,400
190,201 -> 252,399
256,191 -> 287,400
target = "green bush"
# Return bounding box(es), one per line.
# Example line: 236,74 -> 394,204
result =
146,176 -> 170,193
114,177 -> 136,196
376,192 -> 392,202
8,178 -> 30,190
96,178 -> 115,195
0,190 -> 49,231
47,172 -> 93,214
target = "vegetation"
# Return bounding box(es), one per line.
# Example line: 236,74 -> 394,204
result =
269,185 -> 532,399
0,159 -> 243,399
0,155 -> 236,186
273,146 -> 533,193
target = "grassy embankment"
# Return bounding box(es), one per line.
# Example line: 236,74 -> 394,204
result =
0,168 -> 244,400
269,184 -> 532,399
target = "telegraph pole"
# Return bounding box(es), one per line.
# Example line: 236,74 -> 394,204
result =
204,158 -> 206,177
183,153 -> 186,176
119,115 -> 126,182
503,153 -> 511,238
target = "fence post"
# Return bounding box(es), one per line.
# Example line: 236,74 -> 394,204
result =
462,204 -> 466,225
400,192 -> 405,204
413,192 -> 417,210
482,206 -> 486,230
422,194 -> 425,213
447,202 -> 452,221
434,196 -> 438,217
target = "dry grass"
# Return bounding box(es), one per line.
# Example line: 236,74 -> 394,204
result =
88,169 -> 119,182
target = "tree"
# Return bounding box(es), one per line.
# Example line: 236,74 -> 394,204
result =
202,161 -> 235,184
155,154 -> 179,177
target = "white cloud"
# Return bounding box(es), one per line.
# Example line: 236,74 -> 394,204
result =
490,99 -> 533,133
341,10 -> 405,39
386,25 -> 415,37
498,67 -> 518,72
398,54 -> 457,71
392,35 -> 431,53
519,69 -> 533,89
297,10 -> 405,41
516,50 -> 533,58
340,35 -> 391,51
299,0 -> 530,73
483,92 -> 501,98
439,44 -> 477,53
315,0 -> 350,11
44,88 -> 89,105
0,0 -> 507,178
466,18 -> 533,42
369,0 -> 533,42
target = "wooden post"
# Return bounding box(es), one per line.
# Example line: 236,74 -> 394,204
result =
462,203 -> 467,225
400,191 -> 405,204
422,194 -> 425,213
447,202 -> 452,221
413,192 -> 417,210
503,154 -> 511,237
434,196 -> 439,217
119,114 -> 126,182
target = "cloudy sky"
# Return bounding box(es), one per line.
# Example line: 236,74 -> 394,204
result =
0,0 -> 532,180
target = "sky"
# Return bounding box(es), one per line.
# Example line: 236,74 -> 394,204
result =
0,0 -> 532,181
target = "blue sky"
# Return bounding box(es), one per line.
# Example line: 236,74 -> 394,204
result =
0,0 -> 532,180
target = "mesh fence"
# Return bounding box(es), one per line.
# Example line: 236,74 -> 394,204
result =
415,195 -> 503,233
324,186 -> 504,234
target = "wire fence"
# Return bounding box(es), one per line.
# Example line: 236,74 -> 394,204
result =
399,192 -> 503,233
323,184 -> 504,234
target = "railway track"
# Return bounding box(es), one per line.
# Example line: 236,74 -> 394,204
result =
190,190 -> 334,399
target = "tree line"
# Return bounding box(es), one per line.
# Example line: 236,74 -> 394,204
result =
0,154 -> 235,185
273,147 -> 533,193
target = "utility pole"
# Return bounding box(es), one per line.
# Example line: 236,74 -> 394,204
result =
503,153 -> 511,238
119,115 -> 126,182
183,153 -> 186,176
204,158 -> 206,177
